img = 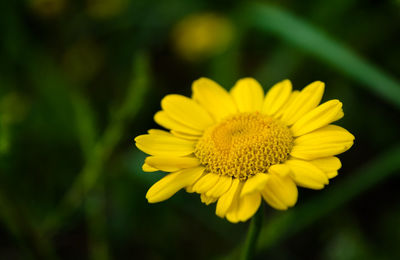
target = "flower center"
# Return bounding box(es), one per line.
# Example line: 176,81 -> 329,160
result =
194,112 -> 293,180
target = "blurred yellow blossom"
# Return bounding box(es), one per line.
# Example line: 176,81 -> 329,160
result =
172,13 -> 234,62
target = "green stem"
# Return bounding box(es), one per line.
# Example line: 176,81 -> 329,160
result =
241,207 -> 263,260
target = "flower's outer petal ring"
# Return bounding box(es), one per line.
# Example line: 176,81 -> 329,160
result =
185,184 -> 195,193
135,133 -> 196,156
227,192 -> 261,223
309,157 -> 342,179
281,81 -> 325,125
192,173 -> 220,193
154,111 -> 203,136
262,79 -> 292,115
145,156 -> 200,172
261,174 -> 298,210
224,182 -> 242,223
192,77 -> 237,121
291,125 -> 354,160
291,99 -> 343,137
237,192 -> 262,222
285,159 -> 329,190
294,125 -> 354,145
241,173 -> 269,197
201,193 -> 217,205
171,130 -> 201,141
268,164 -> 290,177
147,129 -> 170,135
327,171 -> 338,178
216,178 -> 241,218
275,90 -> 300,118
291,144 -> 353,160
146,167 -> 205,203
206,176 -> 232,198
230,78 -> 264,112
161,94 -> 214,130
142,163 -> 158,172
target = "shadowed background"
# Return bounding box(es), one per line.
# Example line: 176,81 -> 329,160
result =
0,0 -> 400,259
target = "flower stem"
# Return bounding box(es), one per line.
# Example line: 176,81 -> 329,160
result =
241,207 -> 263,260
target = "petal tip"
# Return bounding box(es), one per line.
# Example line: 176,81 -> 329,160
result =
134,134 -> 146,143
281,79 -> 292,86
306,81 -> 325,93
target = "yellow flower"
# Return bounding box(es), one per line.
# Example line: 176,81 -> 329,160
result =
135,78 -> 354,223
172,13 -> 234,61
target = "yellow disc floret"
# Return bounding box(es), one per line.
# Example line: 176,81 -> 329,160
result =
195,112 -> 293,180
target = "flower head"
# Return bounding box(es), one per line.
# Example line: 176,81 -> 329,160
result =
135,78 -> 354,223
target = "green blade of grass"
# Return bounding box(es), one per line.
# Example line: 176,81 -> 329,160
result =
256,144 -> 400,252
70,92 -> 99,159
247,3 -> 400,109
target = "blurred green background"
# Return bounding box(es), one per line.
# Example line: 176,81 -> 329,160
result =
1,0 -> 400,259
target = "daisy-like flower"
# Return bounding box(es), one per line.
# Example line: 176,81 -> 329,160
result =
135,78 -> 354,223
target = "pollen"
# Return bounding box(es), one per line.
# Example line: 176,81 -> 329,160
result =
194,112 -> 293,180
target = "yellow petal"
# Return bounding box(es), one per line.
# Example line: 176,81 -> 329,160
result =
192,77 -> 237,121
145,156 -> 200,172
294,125 -> 354,145
291,100 -> 343,137
185,184 -> 195,193
236,193 -> 262,222
291,125 -> 354,160
192,173 -> 220,193
154,111 -> 202,136
226,191 -> 261,223
262,79 -> 292,115
135,133 -> 195,156
216,178 -> 241,218
327,171 -> 338,178
285,159 -> 328,190
147,129 -> 170,135
171,130 -> 201,141
230,78 -> 264,112
281,81 -> 325,125
200,193 -> 217,205
268,164 -> 290,177
309,157 -> 341,179
262,174 -> 298,210
142,163 -> 158,172
241,173 -> 270,197
291,144 -> 353,160
275,90 -> 299,118
206,176 -> 232,198
261,190 -> 286,210
310,156 -> 342,172
146,167 -> 205,203
161,94 -> 214,130
225,191 -> 240,223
